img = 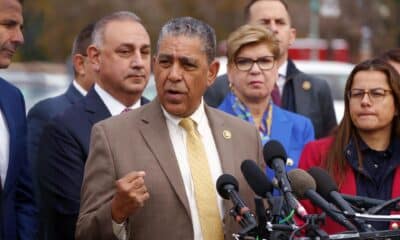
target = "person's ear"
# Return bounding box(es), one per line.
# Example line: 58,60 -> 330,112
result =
87,45 -> 101,72
206,59 -> 220,87
72,54 -> 85,75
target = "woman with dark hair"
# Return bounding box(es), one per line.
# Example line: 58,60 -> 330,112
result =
299,58 -> 400,233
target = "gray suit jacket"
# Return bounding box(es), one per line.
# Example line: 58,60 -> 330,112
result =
76,99 -> 263,240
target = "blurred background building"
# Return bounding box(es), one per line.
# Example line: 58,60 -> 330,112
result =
16,0 -> 400,63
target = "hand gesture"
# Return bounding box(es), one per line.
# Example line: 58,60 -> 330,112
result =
111,171 -> 150,223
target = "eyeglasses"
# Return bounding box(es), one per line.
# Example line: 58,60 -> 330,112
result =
347,88 -> 392,103
234,56 -> 275,71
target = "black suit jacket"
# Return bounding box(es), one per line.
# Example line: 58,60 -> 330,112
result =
204,59 -> 337,138
37,88 -> 148,240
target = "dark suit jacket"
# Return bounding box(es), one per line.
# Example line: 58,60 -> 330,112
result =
37,88 -> 148,240
28,84 -> 83,175
204,59 -> 337,138
0,78 -> 37,240
28,84 -> 83,240
76,99 -> 264,240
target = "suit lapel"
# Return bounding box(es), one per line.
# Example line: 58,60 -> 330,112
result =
292,76 -> 313,114
270,106 -> 293,152
206,106 -> 245,216
0,84 -> 18,195
65,84 -> 84,104
138,100 -> 191,216
205,106 -> 235,177
84,88 -> 111,124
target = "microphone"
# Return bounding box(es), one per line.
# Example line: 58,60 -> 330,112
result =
241,159 -> 275,235
216,174 -> 257,233
288,169 -> 357,231
263,141 -> 308,218
308,167 -> 373,232
263,140 -> 291,193
341,194 -> 386,210
240,159 -> 273,198
308,167 -> 356,217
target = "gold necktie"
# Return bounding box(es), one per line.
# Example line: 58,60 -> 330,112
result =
179,118 -> 224,240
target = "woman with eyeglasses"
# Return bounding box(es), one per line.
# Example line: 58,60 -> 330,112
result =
299,58 -> 400,233
218,24 -> 314,178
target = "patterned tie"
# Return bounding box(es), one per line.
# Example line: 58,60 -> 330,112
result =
179,118 -> 224,240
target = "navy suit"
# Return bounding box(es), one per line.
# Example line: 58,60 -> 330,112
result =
28,84 -> 83,240
0,78 -> 37,240
28,84 -> 83,174
37,88 -> 148,240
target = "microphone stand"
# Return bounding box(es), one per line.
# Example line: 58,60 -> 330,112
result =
367,196 -> 400,215
303,214 -> 330,240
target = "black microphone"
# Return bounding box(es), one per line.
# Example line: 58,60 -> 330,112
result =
308,167 -> 356,217
308,167 -> 373,232
263,140 -> 291,193
288,169 -> 357,231
341,194 -> 386,210
240,159 -> 273,198
263,141 -> 308,218
240,159 -> 286,225
240,159 -> 273,236
216,174 -> 257,232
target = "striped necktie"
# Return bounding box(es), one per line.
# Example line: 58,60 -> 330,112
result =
179,118 -> 224,240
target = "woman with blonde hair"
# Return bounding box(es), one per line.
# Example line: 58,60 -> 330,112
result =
218,24 -> 314,177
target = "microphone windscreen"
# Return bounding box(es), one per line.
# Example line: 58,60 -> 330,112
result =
307,167 -> 338,199
263,140 -> 287,168
240,159 -> 273,197
216,174 -> 239,200
287,169 -> 316,199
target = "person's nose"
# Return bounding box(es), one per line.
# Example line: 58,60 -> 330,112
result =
131,51 -> 145,68
268,21 -> 278,33
249,61 -> 262,74
360,92 -> 372,106
11,27 -> 24,46
167,63 -> 183,82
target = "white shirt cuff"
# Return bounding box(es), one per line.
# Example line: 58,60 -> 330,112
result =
112,219 -> 128,240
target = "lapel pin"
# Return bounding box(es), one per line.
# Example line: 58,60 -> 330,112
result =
302,80 -> 311,91
286,158 -> 294,167
223,130 -> 232,139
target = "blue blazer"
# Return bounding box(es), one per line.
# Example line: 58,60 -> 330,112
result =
218,97 -> 315,176
37,88 -> 149,240
0,78 -> 37,240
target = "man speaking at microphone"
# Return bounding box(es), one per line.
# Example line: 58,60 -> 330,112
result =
76,17 -> 263,240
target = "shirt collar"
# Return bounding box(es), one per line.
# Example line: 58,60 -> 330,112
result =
357,135 -> 394,156
162,98 -> 207,130
72,80 -> 88,96
278,60 -> 288,78
94,84 -> 141,116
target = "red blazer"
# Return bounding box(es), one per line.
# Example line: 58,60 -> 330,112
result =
298,136 -> 400,234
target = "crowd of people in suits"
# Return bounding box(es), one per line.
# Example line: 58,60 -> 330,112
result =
1,0 -> 400,239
